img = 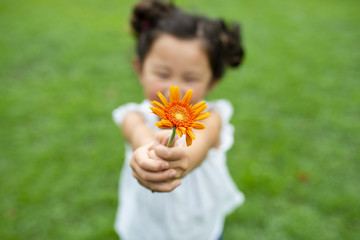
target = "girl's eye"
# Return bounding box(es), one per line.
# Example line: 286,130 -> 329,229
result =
156,72 -> 169,79
184,77 -> 197,83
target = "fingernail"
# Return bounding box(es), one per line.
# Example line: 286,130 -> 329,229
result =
175,180 -> 181,187
169,170 -> 176,177
162,163 -> 169,169
175,139 -> 182,146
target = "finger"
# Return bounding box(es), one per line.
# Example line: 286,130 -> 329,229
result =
153,143 -> 186,161
150,179 -> 182,192
137,177 -> 182,193
132,171 -> 153,190
147,151 -> 184,176
132,163 -> 177,182
155,130 -> 180,146
149,149 -> 162,161
173,166 -> 189,179
160,134 -> 180,147
131,148 -> 169,172
155,130 -> 172,144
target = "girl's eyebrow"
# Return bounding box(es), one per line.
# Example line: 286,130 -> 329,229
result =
152,64 -> 170,71
184,71 -> 201,77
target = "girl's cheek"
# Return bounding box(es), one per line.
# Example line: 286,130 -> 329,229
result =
193,88 -> 208,102
143,84 -> 157,100
146,84 -> 167,100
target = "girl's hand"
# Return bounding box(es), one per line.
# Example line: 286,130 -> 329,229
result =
152,141 -> 190,179
130,142 -> 182,192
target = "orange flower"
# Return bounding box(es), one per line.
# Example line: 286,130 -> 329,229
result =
150,86 -> 210,146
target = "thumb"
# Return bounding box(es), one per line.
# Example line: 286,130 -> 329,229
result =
161,134 -> 180,147
155,129 -> 179,146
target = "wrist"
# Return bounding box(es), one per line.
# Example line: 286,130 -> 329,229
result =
131,126 -> 156,150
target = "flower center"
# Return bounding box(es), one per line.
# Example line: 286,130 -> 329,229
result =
175,112 -> 184,120
166,105 -> 191,126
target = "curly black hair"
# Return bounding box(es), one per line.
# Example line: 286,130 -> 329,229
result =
130,0 -> 245,81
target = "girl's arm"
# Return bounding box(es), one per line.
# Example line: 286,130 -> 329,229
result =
184,110 -> 221,175
122,112 -> 155,149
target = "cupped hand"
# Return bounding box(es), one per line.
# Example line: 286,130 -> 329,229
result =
129,141 -> 182,192
152,140 -> 189,179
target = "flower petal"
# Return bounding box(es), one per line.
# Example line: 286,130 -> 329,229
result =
186,129 -> 195,140
176,128 -> 183,137
192,104 -> 207,116
150,107 -> 166,119
181,89 -> 193,106
191,101 -> 208,115
178,126 -> 187,134
170,86 -> 180,104
194,112 -> 210,121
191,122 -> 206,129
186,134 -> 193,146
191,101 -> 206,111
151,100 -> 165,110
155,119 -> 174,128
157,91 -> 169,107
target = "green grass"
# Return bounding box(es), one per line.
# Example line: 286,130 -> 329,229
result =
1,0 -> 359,239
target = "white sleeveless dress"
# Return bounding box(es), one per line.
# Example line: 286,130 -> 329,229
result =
112,99 -> 244,240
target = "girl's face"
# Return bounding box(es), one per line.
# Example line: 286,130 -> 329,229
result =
135,34 -> 215,104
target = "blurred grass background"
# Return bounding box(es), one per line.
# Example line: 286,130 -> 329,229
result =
1,0 -> 359,239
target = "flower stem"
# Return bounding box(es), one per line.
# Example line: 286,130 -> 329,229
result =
167,127 -> 176,147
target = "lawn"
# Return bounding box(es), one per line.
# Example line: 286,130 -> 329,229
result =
1,0 -> 359,239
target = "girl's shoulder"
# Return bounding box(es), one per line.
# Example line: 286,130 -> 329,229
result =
206,99 -> 235,152
207,99 -> 234,125
112,100 -> 154,126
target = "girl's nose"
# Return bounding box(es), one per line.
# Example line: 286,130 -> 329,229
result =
163,90 -> 170,100
163,86 -> 186,101
179,89 -> 187,100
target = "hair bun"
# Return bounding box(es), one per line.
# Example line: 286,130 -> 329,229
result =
218,20 -> 245,67
131,0 -> 175,37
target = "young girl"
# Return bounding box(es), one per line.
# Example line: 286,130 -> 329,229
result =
112,0 -> 245,239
